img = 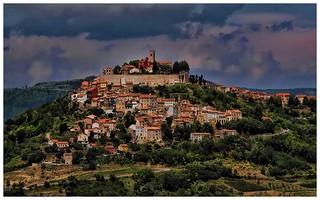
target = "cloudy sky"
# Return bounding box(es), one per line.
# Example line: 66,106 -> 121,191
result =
4,4 -> 316,89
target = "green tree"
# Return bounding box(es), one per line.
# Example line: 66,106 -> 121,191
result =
86,148 -> 98,162
113,65 -> 121,74
166,116 -> 173,127
15,129 -> 26,143
27,150 -> 46,165
133,168 -> 155,185
159,64 -> 172,74
293,97 -> 301,107
94,174 -> 105,182
172,61 -> 181,74
161,123 -> 172,141
203,122 -> 214,134
59,123 -> 68,134
129,59 -> 140,67
216,121 -> 222,130
87,107 -> 104,117
179,60 -> 190,72
152,61 -> 159,73
44,181 -> 50,188
124,112 -> 136,128
254,106 -> 263,120
288,96 -> 294,106
72,151 -> 84,164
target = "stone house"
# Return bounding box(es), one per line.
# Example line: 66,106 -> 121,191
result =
190,132 -> 211,143
63,153 -> 73,165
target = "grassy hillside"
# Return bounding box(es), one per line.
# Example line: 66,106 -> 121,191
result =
3,83 -> 316,196
4,76 -> 96,121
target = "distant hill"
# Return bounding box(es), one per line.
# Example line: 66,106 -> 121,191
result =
243,88 -> 316,96
4,76 -> 96,121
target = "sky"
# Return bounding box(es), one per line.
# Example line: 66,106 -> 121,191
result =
3,4 -> 317,89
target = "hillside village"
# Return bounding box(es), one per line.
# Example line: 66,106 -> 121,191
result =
4,50 -> 317,197
45,50 -> 316,165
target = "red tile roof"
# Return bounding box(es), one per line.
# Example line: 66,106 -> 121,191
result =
145,127 -> 160,131
99,119 -> 107,124
50,139 -> 59,143
82,81 -> 89,86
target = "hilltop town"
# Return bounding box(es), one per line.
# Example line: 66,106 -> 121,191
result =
48,50 -> 316,164
4,50 -> 317,196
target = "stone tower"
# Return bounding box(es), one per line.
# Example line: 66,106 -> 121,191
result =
63,152 -> 73,165
149,50 -> 155,63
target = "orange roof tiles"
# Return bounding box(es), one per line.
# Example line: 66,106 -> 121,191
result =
57,141 -> 69,144
140,94 -> 157,98
50,139 -> 59,143
82,81 -> 89,86
295,94 -> 307,98
307,96 -> 316,99
145,127 -> 160,130
99,119 -> 107,124
227,109 -> 242,113
136,118 -> 144,122
275,93 -> 291,97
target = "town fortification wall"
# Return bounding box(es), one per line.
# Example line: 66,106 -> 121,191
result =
100,74 -> 188,86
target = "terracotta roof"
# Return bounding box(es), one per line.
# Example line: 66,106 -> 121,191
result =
140,94 -> 157,98
276,93 -> 291,96
145,127 -> 160,131
136,118 -> 144,122
82,81 -> 89,86
57,141 -> 69,144
99,119 -> 107,124
183,108 -> 195,112
227,109 -> 242,113
50,139 -> 59,143
295,94 -> 307,98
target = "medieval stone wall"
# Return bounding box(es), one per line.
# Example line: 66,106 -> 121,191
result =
100,74 -> 188,86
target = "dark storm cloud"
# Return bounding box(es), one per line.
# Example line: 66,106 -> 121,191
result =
4,4 -> 244,40
270,21 -> 293,31
238,4 -> 316,27
4,4 -> 316,89
191,4 -> 244,24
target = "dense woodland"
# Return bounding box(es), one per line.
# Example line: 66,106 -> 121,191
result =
4,82 -> 317,196
4,76 -> 96,121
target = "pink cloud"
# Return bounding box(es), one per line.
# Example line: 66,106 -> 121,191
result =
246,27 -> 316,74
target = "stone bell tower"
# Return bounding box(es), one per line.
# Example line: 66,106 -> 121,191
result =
149,50 -> 155,63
